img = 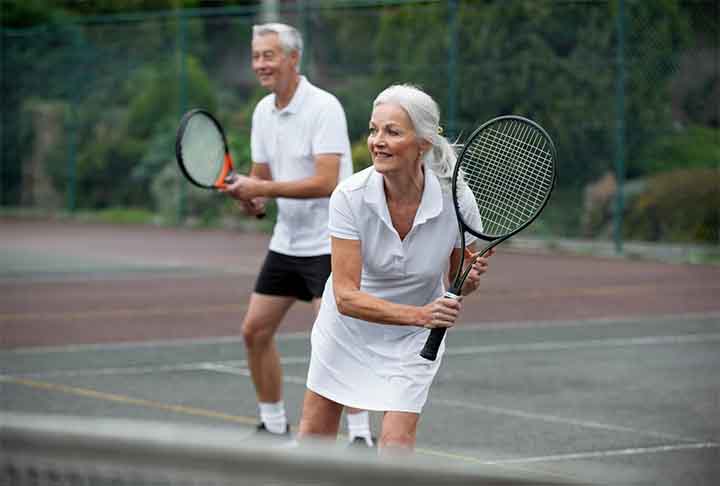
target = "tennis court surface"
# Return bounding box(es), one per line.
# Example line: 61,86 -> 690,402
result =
2,218 -> 719,485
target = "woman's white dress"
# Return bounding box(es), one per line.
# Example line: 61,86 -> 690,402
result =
306,167 -> 479,413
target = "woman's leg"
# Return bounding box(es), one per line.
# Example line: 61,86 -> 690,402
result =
379,411 -> 420,452
297,389 -> 344,439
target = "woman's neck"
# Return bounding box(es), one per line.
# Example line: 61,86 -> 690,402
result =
384,167 -> 425,206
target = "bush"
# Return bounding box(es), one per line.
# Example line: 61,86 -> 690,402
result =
624,168 -> 719,243
351,139 -> 372,173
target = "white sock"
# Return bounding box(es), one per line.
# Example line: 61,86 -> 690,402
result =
259,401 -> 287,434
347,410 -> 373,445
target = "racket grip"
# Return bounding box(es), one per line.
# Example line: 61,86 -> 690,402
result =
255,213 -> 265,219
420,328 -> 447,361
419,291 -> 459,361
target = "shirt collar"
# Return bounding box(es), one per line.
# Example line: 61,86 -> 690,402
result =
272,75 -> 308,115
363,167 -> 444,229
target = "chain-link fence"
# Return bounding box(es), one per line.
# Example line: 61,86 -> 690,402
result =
1,0 -> 717,248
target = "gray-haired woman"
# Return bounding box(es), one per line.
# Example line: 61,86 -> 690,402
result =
297,84 -> 494,451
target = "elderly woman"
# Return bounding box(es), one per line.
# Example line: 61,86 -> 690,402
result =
297,84 -> 493,451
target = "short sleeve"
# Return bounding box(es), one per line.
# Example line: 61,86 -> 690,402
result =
311,98 -> 351,155
455,185 -> 482,248
328,187 -> 360,240
250,104 -> 267,163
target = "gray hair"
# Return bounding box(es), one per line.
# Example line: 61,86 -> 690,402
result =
252,23 -> 303,72
373,84 -> 456,192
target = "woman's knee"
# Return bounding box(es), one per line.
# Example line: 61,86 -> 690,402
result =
298,390 -> 343,438
379,430 -> 416,450
379,412 -> 418,451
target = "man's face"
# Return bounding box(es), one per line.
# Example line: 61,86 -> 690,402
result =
251,33 -> 298,92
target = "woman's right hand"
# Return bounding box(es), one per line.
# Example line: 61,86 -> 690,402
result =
420,296 -> 462,329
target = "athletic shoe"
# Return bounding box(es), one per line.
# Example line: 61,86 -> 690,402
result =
349,435 -> 375,448
255,422 -> 291,436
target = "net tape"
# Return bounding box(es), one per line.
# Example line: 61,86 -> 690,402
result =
1,412 -> 578,486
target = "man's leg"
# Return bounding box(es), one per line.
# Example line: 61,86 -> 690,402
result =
242,292 -> 295,433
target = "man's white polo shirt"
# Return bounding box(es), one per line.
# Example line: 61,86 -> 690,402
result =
251,76 -> 353,256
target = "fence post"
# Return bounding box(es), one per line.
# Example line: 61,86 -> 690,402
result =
66,27 -> 84,213
446,0 -> 459,138
177,9 -> 188,225
613,0 -> 626,254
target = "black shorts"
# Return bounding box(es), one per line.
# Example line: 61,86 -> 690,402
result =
254,250 -> 331,302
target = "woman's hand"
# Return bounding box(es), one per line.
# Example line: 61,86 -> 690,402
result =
419,296 -> 462,329
461,248 -> 495,296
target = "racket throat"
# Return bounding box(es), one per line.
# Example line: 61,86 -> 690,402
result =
444,290 -> 460,300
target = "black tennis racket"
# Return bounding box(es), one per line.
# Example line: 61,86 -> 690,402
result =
176,108 -> 264,218
420,115 -> 557,361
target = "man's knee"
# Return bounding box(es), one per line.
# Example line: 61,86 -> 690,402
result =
242,319 -> 275,348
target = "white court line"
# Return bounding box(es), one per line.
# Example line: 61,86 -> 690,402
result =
479,441 -> 720,465
446,332 -> 720,357
3,311 -> 718,355
13,331 -> 720,379
457,311 -> 720,333
431,398 -> 699,443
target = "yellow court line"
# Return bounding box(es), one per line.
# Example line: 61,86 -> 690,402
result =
1,375 -> 256,426
2,375 -> 580,482
0,304 -> 248,323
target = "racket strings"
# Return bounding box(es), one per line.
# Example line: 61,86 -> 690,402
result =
180,115 -> 226,186
459,120 -> 554,238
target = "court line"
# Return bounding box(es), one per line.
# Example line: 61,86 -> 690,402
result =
0,303 -> 248,323
3,311 -> 718,355
0,375 -> 257,426
11,360 -> 698,444
478,442 -> 720,465
12,331 -> 720,380
446,332 -> 720,357
0,374 -> 576,481
431,398 -> 699,443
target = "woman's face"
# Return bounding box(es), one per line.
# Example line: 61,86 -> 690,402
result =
367,103 -> 428,176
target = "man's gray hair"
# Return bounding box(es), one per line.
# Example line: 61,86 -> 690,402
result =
253,23 -> 303,71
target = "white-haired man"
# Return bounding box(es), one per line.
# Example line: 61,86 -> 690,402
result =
223,23 -> 373,447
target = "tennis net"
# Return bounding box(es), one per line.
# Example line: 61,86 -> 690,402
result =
2,412 -> 580,486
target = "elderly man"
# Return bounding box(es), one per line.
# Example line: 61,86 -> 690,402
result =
223,23 -> 373,447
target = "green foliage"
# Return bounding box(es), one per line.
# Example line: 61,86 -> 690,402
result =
351,138 -> 371,173
126,56 -> 216,140
625,168 -> 719,243
3,0 -> 716,244
629,125 -> 720,176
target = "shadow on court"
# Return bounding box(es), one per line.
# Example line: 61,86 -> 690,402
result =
1,217 -> 719,485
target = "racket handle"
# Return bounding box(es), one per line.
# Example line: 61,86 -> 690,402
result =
420,328 -> 446,361
256,213 -> 265,219
419,291 -> 459,361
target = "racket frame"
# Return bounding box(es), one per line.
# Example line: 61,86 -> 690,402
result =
175,108 -> 236,190
420,115 -> 558,361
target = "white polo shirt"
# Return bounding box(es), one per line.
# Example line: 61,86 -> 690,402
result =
306,167 -> 480,412
251,76 -> 353,256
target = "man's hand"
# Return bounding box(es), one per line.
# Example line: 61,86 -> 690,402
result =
220,174 -> 264,201
239,197 -> 267,217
